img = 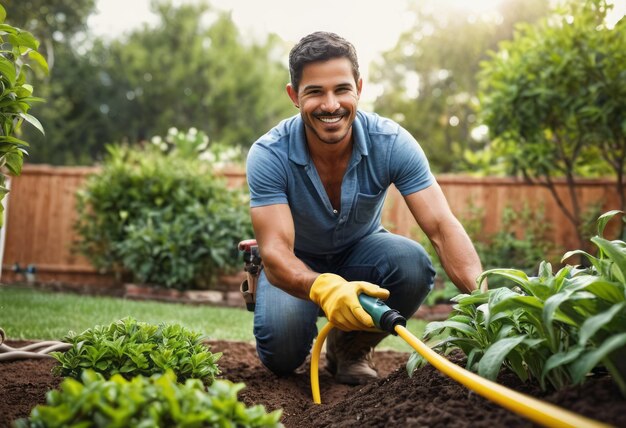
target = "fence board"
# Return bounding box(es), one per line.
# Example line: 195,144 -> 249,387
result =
1,165 -> 623,288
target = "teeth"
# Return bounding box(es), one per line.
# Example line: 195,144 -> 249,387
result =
320,116 -> 341,123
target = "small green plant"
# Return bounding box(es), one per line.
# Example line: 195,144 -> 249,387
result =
15,369 -> 283,428
75,135 -> 253,290
0,4 -> 48,227
51,317 -> 221,384
408,210 -> 626,397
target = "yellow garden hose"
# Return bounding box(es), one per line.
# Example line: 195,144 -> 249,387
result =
310,321 -> 611,428
310,322 -> 334,404
394,324 -> 609,428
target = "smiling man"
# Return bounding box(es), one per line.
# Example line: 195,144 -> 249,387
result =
246,31 -> 484,385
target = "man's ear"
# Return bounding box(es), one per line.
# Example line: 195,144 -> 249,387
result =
356,78 -> 363,98
286,83 -> 299,107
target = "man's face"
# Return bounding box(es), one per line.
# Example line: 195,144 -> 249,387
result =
287,57 -> 362,146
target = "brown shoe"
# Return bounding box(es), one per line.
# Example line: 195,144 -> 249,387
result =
325,329 -> 388,385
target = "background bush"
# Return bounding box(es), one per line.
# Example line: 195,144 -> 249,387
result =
75,128 -> 253,290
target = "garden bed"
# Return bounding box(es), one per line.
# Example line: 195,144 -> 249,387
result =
1,339 -> 624,427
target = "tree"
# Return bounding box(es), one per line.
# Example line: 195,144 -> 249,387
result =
16,0 -> 294,165
96,1 -> 293,150
370,0 -> 550,172
2,0 -> 96,68
3,0 -> 104,164
478,0 -> 626,248
0,4 -> 48,226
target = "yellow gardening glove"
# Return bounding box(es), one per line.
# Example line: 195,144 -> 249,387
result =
309,273 -> 390,332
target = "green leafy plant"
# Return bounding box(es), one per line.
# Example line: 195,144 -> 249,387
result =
51,317 -> 222,384
408,210 -> 626,397
75,135 -> 253,290
0,4 -> 48,227
16,369 -> 283,428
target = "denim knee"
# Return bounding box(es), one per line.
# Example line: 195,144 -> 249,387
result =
383,242 -> 435,317
255,318 -> 317,375
253,274 -> 319,375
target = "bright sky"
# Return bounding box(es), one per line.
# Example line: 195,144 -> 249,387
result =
89,0 -> 626,103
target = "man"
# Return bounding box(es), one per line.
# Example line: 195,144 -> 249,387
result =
246,31 -> 484,385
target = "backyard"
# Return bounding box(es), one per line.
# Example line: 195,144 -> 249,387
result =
1,0 -> 626,426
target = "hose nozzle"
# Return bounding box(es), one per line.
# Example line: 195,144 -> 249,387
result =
358,294 -> 406,334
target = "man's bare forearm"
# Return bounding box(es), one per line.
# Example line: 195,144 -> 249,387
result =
432,220 -> 483,294
260,247 -> 319,300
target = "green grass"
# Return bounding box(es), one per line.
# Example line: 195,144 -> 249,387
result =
0,286 -> 428,352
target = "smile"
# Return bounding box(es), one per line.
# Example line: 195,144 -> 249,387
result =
318,116 -> 342,124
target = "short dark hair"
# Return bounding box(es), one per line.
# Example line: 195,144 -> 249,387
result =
288,31 -> 360,92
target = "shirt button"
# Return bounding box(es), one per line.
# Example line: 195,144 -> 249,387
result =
333,209 -> 338,214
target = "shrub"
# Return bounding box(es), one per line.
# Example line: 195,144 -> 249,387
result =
409,211 -> 626,397
51,317 -> 221,384
75,131 -> 253,290
15,370 -> 283,428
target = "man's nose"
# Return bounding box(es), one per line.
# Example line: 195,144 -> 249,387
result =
320,92 -> 340,112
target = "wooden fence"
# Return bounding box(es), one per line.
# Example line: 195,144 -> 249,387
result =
1,164 -> 622,290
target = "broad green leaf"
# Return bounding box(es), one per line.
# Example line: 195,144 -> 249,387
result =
466,347 -> 483,372
506,348 -> 529,382
578,302 -> 626,346
570,333 -> 626,384
479,269 -> 531,292
406,352 -> 428,376
562,250 -> 602,273
0,5 -> 5,23
0,24 -> 19,35
490,295 -> 544,318
11,31 -> 39,51
0,55 -> 16,85
19,112 -> 44,135
538,261 -> 553,281
423,320 -> 477,338
592,237 -> 626,283
542,346 -> 584,379
543,290 -> 579,342
478,335 -> 527,381
450,293 -> 488,306
597,210 -> 623,237
582,278 -> 625,303
27,50 -> 48,74
4,150 -> 23,176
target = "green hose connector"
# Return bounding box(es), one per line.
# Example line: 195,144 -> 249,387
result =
358,294 -> 406,334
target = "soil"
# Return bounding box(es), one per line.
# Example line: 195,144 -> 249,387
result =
1,339 -> 625,428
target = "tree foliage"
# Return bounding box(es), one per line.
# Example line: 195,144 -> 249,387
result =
370,0 -> 550,172
0,4 -> 48,226
478,0 -> 626,246
12,0 -> 293,165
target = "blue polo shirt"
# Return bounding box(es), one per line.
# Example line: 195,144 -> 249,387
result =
246,110 -> 434,256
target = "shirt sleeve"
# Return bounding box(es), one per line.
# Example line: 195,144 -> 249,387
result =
246,142 -> 289,207
389,127 -> 435,196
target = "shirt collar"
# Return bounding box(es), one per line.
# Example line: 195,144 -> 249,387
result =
288,111 -> 369,166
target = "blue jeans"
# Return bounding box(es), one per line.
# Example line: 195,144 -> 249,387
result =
253,230 -> 435,375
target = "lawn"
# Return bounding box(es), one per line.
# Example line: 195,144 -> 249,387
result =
0,285 -> 427,352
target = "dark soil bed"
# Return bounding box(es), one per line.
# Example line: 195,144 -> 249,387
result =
1,339 -> 625,427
